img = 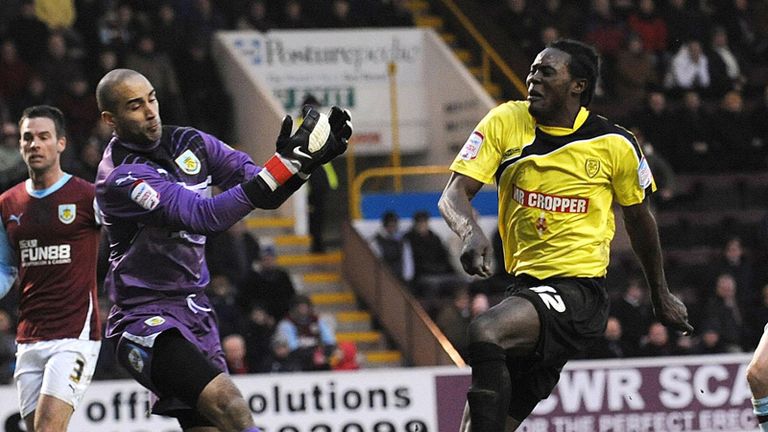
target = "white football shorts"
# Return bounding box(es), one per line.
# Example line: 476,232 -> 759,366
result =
14,338 -> 101,418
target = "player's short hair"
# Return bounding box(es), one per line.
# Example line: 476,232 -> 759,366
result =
548,39 -> 600,107
19,105 -> 67,139
96,68 -> 144,113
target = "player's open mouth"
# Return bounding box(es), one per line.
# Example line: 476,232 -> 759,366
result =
527,90 -> 543,101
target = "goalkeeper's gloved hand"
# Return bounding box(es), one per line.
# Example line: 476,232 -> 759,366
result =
321,106 -> 352,165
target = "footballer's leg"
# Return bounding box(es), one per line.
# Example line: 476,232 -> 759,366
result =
29,395 -> 74,432
196,373 -> 256,431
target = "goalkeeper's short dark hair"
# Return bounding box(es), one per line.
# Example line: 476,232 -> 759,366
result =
548,39 -> 600,107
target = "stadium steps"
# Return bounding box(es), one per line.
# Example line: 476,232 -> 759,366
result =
246,220 -> 405,369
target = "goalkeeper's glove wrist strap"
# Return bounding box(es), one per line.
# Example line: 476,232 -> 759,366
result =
259,153 -> 299,191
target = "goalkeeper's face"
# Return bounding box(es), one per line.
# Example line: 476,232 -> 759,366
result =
108,75 -> 163,146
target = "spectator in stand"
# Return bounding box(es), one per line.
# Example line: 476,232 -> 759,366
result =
281,0 -> 312,29
56,76 -> 99,146
0,40 -> 32,104
631,127 -> 675,210
613,33 -> 658,114
153,3 -> 186,63
703,273 -> 745,352
631,87 -> 677,165
583,0 -> 627,65
538,0 -> 583,39
711,89 -> 762,171
712,237 -> 755,308
125,33 -> 186,125
672,90 -> 715,172
436,287 -> 472,360
627,0 -> 668,63
97,5 -> 140,56
257,335 -> 303,373
207,220 -> 261,287
331,341 -> 360,371
707,26 -> 747,98
89,48 -> 120,94
637,322 -> 674,357
36,32 -> 85,100
0,309 -> 15,384
665,39 -> 711,97
13,75 -> 53,120
241,304 -> 275,373
275,295 -> 337,371
751,85 -> 768,157
585,316 -> 632,359
222,334 -> 249,375
207,274 -> 243,338
377,0 -> 414,27
0,122 -> 26,193
326,0 -> 357,28
745,284 -> 768,350
184,0 -> 227,44
236,0 -> 274,32
405,211 -> 460,314
717,0 -> 768,62
69,138 -> 102,183
7,1 -> 50,66
496,0 -> 540,59
611,278 -> 653,356
689,327 -> 728,355
661,0 -> 710,54
370,211 -> 414,283
238,245 -> 296,322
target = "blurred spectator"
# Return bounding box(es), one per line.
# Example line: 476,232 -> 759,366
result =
326,0 -> 356,28
611,278 -> 653,354
35,0 -> 76,31
236,0 -> 274,32
377,0 -> 414,27
69,139 -> 102,182
405,210 -> 460,314
97,4 -> 140,54
745,284 -> 768,349
637,322 -> 674,357
671,90 -> 715,172
712,236 -> 755,308
153,3 -> 186,60
0,122 -> 26,193
538,0 -> 583,39
36,31 -> 85,99
586,316 -> 632,359
496,0 -> 540,58
275,294 -> 337,371
281,0 -> 312,29
370,211 -> 414,283
751,85 -> 768,156
8,1 -> 50,66
702,273 -> 744,352
717,0 -> 767,62
706,25 -> 747,98
711,89 -> 762,171
665,39 -> 711,96
583,0 -> 627,61
184,0 -> 227,43
207,274 -> 242,338
331,341 -> 360,371
223,333 -> 249,374
435,287 -> 472,359
634,128 -> 676,210
661,0 -> 710,54
614,33 -> 658,113
0,309 -> 15,384
238,245 -> 296,322
56,75 -> 98,145
241,304 -> 275,373
528,25 -> 561,64
626,0 -> 667,62
630,87 -> 677,163
125,33 -> 186,125
207,220 -> 261,287
0,40 -> 32,103
689,327 -> 728,355
257,334 -> 303,373
14,75 -> 53,119
89,48 -> 120,92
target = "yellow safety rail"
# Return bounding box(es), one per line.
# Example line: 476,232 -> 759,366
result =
436,0 -> 527,97
349,165 -> 450,219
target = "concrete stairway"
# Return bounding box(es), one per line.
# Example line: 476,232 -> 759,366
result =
244,215 -> 404,369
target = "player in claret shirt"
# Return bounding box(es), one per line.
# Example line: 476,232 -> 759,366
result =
0,105 -> 102,432
94,69 -> 351,432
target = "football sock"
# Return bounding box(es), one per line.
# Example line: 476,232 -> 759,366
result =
753,395 -> 768,431
467,341 -> 510,432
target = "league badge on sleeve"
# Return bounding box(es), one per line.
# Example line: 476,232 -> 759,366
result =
175,149 -> 201,175
58,204 -> 76,224
460,131 -> 484,160
130,180 -> 160,210
637,157 -> 654,189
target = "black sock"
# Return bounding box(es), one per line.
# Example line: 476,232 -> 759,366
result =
467,342 -> 510,431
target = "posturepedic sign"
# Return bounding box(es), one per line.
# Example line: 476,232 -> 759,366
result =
0,355 -> 757,432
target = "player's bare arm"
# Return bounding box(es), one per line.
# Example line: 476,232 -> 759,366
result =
439,172 -> 492,278
622,199 -> 694,335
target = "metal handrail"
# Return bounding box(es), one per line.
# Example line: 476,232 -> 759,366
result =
434,0 -> 527,97
349,165 -> 450,219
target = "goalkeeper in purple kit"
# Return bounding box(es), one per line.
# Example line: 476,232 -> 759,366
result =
94,69 -> 352,432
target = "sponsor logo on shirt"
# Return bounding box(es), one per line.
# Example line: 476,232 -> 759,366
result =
58,204 -> 76,224
130,180 -> 160,211
19,239 -> 71,267
638,157 -> 654,189
512,185 -> 589,213
459,131 -> 484,160
175,149 -> 201,175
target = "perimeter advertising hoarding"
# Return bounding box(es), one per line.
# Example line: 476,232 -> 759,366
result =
0,354 -> 757,432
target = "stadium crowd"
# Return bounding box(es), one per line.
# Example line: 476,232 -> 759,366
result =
1,0 -> 768,383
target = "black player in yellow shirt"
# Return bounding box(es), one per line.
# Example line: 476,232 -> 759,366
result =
439,39 -> 694,431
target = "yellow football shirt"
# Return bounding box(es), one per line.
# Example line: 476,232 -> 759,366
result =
450,101 -> 655,279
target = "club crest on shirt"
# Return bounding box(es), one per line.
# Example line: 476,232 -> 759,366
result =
175,149 -> 201,175
585,158 -> 601,178
58,204 -> 76,224
459,131 -> 484,160
144,316 -> 166,326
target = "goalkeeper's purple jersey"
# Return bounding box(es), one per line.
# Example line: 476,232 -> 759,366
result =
96,126 -> 260,307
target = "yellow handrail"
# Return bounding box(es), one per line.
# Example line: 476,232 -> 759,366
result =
436,0 -> 527,97
350,165 -> 450,219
